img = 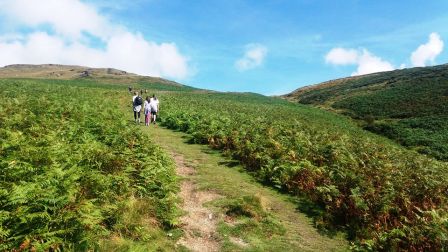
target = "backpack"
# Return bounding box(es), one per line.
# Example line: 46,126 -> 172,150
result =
134,96 -> 143,106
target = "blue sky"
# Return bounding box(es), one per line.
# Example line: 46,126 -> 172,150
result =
0,0 -> 447,95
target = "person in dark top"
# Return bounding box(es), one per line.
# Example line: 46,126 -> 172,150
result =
132,91 -> 142,123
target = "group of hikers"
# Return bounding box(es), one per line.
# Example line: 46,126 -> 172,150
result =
130,87 -> 159,126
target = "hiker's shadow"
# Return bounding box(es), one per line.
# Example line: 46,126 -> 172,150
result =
218,160 -> 240,168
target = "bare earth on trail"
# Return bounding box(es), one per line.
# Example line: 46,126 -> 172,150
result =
174,154 -> 222,251
144,125 -> 348,251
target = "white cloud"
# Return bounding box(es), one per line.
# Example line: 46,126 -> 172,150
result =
0,0 -> 190,79
235,44 -> 267,71
0,0 -> 115,40
352,49 -> 394,76
325,47 -> 394,76
325,48 -> 358,65
410,32 -> 444,67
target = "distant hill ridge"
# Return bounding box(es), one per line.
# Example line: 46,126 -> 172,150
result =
0,64 -> 183,86
284,63 -> 448,105
283,63 -> 448,161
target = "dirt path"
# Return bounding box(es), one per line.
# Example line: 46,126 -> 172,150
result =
173,154 -> 222,251
144,125 -> 348,251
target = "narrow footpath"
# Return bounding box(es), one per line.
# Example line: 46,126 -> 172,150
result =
142,125 -> 348,252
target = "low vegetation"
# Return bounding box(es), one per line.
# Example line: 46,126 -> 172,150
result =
2,72 -> 447,251
284,64 -> 448,161
156,91 -> 448,251
218,196 -> 286,251
0,79 -> 178,250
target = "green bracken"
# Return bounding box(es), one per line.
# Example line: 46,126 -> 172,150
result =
1,75 -> 447,251
285,64 -> 448,161
0,79 -> 178,251
156,90 -> 448,251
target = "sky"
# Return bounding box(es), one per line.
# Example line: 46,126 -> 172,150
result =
0,0 -> 447,95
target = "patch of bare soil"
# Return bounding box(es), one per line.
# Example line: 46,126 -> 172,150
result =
173,154 -> 222,252
228,236 -> 249,248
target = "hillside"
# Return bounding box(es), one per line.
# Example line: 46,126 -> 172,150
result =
1,66 -> 447,251
0,78 -> 180,251
0,77 -> 349,251
157,86 -> 448,251
283,64 -> 448,161
0,64 -> 183,87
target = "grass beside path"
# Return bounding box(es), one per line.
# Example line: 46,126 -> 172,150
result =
143,125 -> 348,251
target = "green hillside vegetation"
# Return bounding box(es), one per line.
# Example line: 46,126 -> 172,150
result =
1,74 -> 447,251
283,64 -> 448,161
155,90 -> 448,251
0,79 -> 179,251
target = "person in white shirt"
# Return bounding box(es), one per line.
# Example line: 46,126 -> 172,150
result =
143,96 -> 151,126
132,91 -> 142,123
149,95 -> 159,124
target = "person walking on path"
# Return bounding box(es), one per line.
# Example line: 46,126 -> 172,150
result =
150,95 -> 159,124
144,96 -> 151,126
132,91 -> 143,123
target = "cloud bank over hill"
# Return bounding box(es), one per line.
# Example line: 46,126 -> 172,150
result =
325,32 -> 444,76
325,48 -> 394,76
0,0 -> 191,79
411,32 -> 444,67
235,44 -> 268,72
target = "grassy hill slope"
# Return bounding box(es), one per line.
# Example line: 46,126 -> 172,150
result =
2,65 -> 447,250
155,90 -> 448,251
0,78 -> 179,251
283,64 -> 448,161
0,64 -> 184,87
